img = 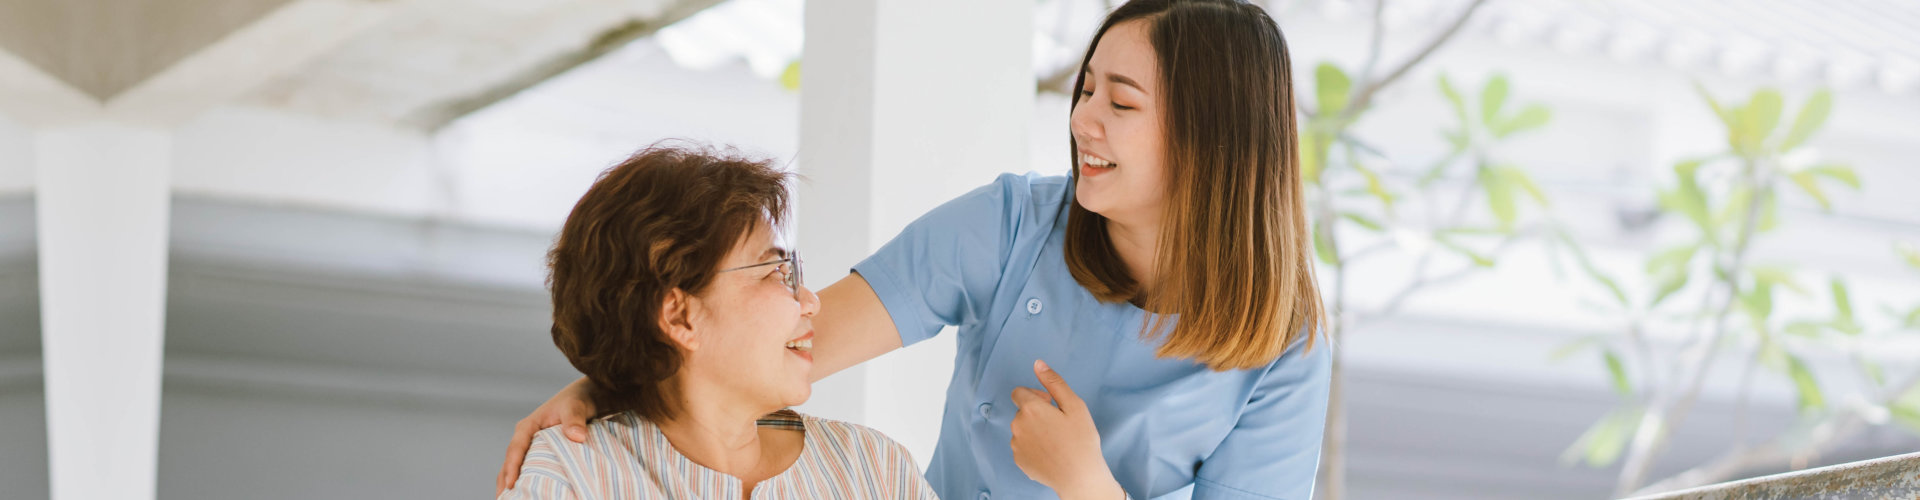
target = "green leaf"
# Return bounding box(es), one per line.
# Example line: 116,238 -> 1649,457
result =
1339,212 -> 1385,232
1481,74 -> 1510,129
1740,278 -> 1776,327
1549,335 -> 1604,362
1741,89 -> 1784,154
1557,230 -> 1630,307
1831,278 -> 1861,335
1436,235 -> 1496,268
1893,403 -> 1920,438
1480,167 -> 1518,231
1650,266 -> 1690,308
1751,266 -> 1808,296
1348,146 -> 1397,215
1419,147 -> 1463,188
1645,243 -> 1700,276
1563,409 -> 1639,467
1437,226 -> 1509,237
1759,339 -> 1790,371
1502,166 -> 1551,207
1603,350 -> 1632,397
1693,81 -> 1737,132
1715,186 -> 1753,229
1438,73 -> 1471,130
1789,170 -> 1832,210
1783,320 -> 1826,338
1786,354 -> 1825,413
1900,242 -> 1920,270
1665,159 -> 1717,242
1316,63 -> 1352,116
1492,104 -> 1552,139
779,60 -> 802,92
1301,129 -> 1325,184
1759,189 -> 1780,232
1860,358 -> 1886,388
1313,222 -> 1339,266
1777,89 -> 1832,153
1806,164 -> 1861,190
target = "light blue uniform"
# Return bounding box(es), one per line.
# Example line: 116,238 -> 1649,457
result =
852,173 -> 1333,500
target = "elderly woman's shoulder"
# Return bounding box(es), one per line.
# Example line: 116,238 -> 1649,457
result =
528,411 -> 655,461
786,410 -> 915,460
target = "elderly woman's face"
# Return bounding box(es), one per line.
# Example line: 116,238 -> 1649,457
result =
683,217 -> 819,410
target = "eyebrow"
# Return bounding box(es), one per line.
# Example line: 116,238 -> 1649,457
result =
1083,68 -> 1145,92
760,247 -> 788,260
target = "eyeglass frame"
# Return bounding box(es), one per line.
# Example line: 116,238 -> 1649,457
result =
716,250 -> 803,300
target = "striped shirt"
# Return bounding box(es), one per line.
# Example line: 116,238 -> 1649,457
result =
499,409 -> 938,500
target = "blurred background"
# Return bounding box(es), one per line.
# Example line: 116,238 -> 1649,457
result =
1,0 -> 1917,499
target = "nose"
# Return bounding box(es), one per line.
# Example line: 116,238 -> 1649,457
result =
1069,99 -> 1102,146
797,285 -> 821,318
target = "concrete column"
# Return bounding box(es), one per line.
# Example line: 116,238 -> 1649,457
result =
794,0 -> 1034,461
34,124 -> 170,500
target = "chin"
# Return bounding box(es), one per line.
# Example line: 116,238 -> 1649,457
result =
783,385 -> 812,407
1074,185 -> 1111,215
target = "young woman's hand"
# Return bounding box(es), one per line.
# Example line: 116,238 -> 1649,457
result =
495,376 -> 597,495
1010,360 -> 1126,500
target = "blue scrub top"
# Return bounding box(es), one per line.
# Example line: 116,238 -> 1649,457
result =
852,173 -> 1333,500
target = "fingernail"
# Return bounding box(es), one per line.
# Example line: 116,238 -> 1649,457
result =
1035,359 -> 1050,372
567,426 -> 587,441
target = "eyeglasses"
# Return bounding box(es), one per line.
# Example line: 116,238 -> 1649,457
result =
717,250 -> 803,300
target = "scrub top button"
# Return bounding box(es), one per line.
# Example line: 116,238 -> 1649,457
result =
978,402 -> 993,419
1026,298 -> 1043,315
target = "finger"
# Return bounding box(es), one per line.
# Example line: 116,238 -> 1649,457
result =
1010,386 -> 1053,410
499,420 -> 536,494
562,403 -> 591,443
1033,359 -> 1083,410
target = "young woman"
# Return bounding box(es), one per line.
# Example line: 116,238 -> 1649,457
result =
498,1 -> 1329,498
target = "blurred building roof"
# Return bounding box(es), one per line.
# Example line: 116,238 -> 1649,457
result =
645,0 -> 1920,97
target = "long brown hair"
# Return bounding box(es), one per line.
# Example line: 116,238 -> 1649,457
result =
1064,0 -> 1324,370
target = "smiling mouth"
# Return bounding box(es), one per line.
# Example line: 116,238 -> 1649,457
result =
784,331 -> 813,354
1081,153 -> 1118,169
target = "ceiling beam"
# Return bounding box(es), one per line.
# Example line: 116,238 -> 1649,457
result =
106,0 -> 395,126
400,0 -> 726,131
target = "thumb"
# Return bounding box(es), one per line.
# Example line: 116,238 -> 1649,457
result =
562,400 -> 594,442
1033,359 -> 1082,409
565,424 -> 588,443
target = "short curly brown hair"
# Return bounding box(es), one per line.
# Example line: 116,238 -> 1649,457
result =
545,142 -> 790,422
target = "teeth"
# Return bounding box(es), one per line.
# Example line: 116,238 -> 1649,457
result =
1082,154 -> 1114,167
785,338 -> 812,351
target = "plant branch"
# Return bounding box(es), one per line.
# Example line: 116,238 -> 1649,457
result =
1341,0 -> 1490,122
1616,165 -> 1774,495
1378,224 -> 1539,316
1633,370 -> 1920,495
1358,0 -> 1389,83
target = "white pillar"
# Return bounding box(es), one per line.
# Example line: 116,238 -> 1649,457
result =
34,124 -> 170,500
794,0 -> 1033,462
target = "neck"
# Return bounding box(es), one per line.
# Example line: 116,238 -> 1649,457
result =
654,379 -> 779,480
1105,214 -> 1160,296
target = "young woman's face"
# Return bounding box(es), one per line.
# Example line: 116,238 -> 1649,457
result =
682,218 -> 819,410
1070,18 -> 1168,225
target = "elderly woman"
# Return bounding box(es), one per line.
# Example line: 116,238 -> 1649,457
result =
498,144 -> 936,499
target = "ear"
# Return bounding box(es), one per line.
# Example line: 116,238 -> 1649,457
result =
658,288 -> 701,352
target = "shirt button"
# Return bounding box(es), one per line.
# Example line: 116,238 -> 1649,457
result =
978,402 -> 993,419
978,491 -> 991,500
1026,298 -> 1043,315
